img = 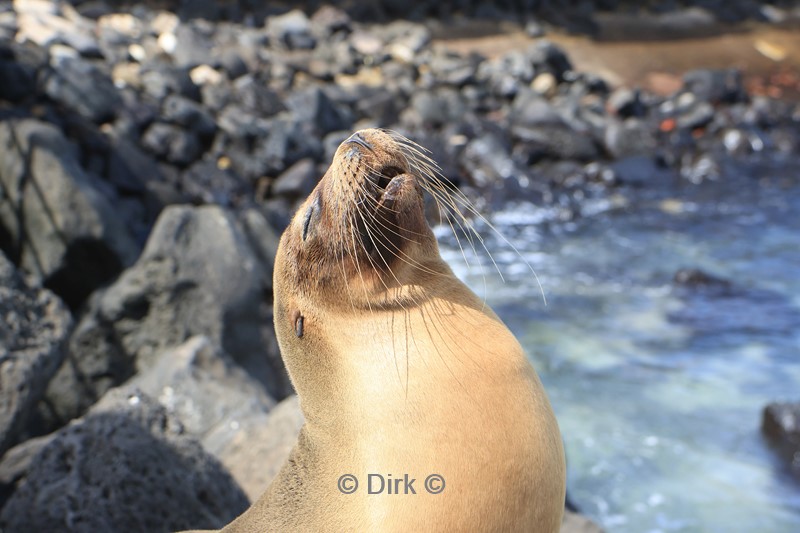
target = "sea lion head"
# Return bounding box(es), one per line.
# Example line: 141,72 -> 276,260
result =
274,129 -> 445,311
272,129 -> 458,401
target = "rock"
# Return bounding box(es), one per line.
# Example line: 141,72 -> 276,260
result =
271,158 -> 318,200
310,5 -> 351,39
140,66 -> 199,101
762,402 -> 800,479
42,205 -> 289,429
0,59 -> 36,102
215,50 -> 248,80
124,336 -> 274,444
607,88 -> 645,118
531,72 -> 558,97
266,9 -> 316,50
232,74 -> 285,117
513,124 -> 599,162
286,86 -> 353,136
525,19 -> 546,38
41,56 -> 122,123
0,253 -> 71,455
0,389 -> 249,533
141,122 -> 202,167
675,101 -> 715,130
215,395 -> 303,501
14,0 -> 100,57
527,40 -> 573,81
680,153 -> 720,184
171,22 -> 214,68
512,88 -> 565,127
162,94 -> 217,139
0,119 -> 139,308
683,69 -> 747,105
406,88 -> 467,128
0,434 -> 51,507
603,118 -> 657,159
181,158 -> 247,206
610,155 -> 672,186
260,118 -> 323,175
673,268 -> 732,290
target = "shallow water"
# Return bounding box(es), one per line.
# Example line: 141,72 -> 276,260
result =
437,156 -> 800,532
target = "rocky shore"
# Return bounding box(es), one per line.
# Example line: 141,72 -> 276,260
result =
1,1 -> 799,531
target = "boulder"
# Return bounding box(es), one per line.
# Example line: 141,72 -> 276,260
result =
0,119 -> 139,309
41,205 -> 291,429
762,402 -> 800,479
0,252 -> 71,455
215,395 -> 304,500
124,336 -> 275,454
0,389 -> 249,533
41,56 -> 121,123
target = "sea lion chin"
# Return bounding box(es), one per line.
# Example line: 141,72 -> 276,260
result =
180,129 -> 566,533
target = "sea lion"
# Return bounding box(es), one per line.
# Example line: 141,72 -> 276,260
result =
185,129 -> 565,532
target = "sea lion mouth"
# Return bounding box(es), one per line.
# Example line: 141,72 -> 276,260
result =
356,165 -> 412,265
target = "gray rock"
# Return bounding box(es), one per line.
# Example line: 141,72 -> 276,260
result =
14,1 -> 100,57
232,74 -> 285,117
141,122 -> 202,167
124,336 -> 275,447
603,118 -> 657,159
683,68 -> 747,105
266,9 -> 316,50
140,66 -> 199,101
171,22 -> 214,69
675,101 -> 715,130
286,86 -> 353,136
181,158 -> 246,206
0,434 -> 51,506
607,88 -> 645,118
42,205 -> 289,428
310,5 -> 352,39
527,40 -> 573,81
513,124 -> 599,162
0,389 -> 249,533
406,88 -> 467,128
0,119 -> 139,308
216,395 -> 303,501
41,56 -> 121,123
0,253 -> 71,455
271,158 -> 318,200
162,94 -> 217,139
512,89 -> 566,127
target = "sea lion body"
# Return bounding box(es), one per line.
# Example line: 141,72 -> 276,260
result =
187,130 -> 565,532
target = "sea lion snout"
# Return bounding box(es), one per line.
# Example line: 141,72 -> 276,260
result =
344,131 -> 374,152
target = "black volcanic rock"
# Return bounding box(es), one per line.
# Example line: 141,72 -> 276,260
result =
0,389 -> 249,533
0,253 -> 72,456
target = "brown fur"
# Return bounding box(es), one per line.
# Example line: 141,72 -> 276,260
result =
182,130 -> 565,532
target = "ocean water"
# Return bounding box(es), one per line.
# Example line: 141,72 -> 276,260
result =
437,158 -> 800,532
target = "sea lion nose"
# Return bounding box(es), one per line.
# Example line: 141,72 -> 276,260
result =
345,132 -> 373,152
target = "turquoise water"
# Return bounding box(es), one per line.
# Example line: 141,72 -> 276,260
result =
437,158 -> 800,532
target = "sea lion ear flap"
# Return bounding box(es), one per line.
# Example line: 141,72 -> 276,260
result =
301,194 -> 322,242
292,309 -> 304,338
